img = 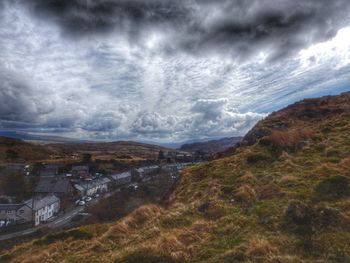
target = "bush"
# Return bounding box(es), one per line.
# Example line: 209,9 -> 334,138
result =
314,176 -> 350,200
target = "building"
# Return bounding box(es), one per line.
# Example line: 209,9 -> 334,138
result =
74,177 -> 111,196
30,195 -> 60,226
71,165 -> 90,179
131,165 -> 160,179
34,176 -> 74,199
39,164 -> 59,177
111,171 -> 132,186
0,195 -> 60,227
0,201 -> 32,227
161,164 -> 178,173
0,163 -> 26,177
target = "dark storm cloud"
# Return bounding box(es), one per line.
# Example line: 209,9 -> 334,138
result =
25,0 -> 191,38
22,0 -> 350,60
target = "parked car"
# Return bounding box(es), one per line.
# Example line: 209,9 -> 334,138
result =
93,194 -> 100,198
77,200 -> 85,206
84,196 -> 92,202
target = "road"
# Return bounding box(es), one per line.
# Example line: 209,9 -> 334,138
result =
0,206 -> 84,241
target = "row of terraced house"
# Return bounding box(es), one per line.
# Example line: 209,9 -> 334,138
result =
0,195 -> 60,227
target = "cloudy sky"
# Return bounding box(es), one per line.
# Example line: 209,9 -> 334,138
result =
1,0 -> 350,143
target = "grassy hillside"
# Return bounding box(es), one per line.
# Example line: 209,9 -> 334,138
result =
2,92 -> 350,263
0,137 -> 54,164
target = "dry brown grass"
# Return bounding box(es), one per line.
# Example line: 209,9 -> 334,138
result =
234,184 -> 257,204
245,236 -> 279,258
267,128 -> 314,148
279,175 -> 300,187
239,171 -> 257,184
256,184 -> 282,199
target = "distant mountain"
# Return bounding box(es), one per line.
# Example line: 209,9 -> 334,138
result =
0,131 -> 87,144
179,136 -> 242,154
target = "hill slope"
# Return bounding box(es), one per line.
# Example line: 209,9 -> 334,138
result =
0,137 -> 179,164
48,141 -> 178,161
0,137 -> 54,163
179,137 -> 242,155
2,92 -> 350,262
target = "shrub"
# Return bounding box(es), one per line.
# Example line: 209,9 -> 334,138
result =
314,176 -> 350,200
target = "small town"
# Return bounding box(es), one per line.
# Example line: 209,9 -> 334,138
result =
0,150 -> 197,240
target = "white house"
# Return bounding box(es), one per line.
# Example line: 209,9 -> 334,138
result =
30,195 -> 60,226
74,177 -> 111,196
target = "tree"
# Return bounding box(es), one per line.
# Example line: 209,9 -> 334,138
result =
158,150 -> 165,160
1,173 -> 30,202
82,153 -> 92,164
6,149 -> 18,160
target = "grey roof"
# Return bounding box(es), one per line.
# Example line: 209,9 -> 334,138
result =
0,203 -> 23,211
28,195 -> 60,211
35,177 -> 72,193
74,184 -> 85,192
111,172 -> 131,181
71,166 -> 89,171
136,165 -> 159,173
75,177 -> 111,190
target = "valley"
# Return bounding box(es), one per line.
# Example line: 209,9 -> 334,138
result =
1,92 -> 350,262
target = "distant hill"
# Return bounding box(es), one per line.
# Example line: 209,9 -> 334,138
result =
0,136 -> 55,163
6,92 -> 350,262
0,131 -> 89,144
179,137 -> 242,154
0,136 -> 182,164
48,141 -> 179,161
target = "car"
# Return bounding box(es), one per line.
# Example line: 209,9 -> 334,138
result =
84,196 -> 92,202
77,200 -> 85,206
93,194 -> 100,198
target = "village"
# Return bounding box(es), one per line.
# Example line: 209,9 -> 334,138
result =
0,151 -> 197,238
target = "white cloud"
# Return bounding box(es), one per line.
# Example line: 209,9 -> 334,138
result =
0,2 -> 349,142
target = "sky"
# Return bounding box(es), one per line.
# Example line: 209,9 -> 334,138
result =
1,0 -> 350,143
